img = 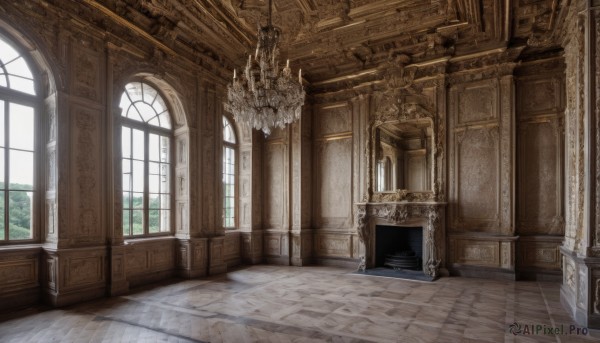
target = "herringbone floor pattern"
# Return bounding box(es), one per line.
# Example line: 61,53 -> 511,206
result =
0,265 -> 598,342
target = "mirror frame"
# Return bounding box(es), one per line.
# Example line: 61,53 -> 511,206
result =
367,102 -> 443,202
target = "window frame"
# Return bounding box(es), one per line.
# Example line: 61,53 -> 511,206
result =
0,33 -> 42,245
120,82 -> 174,238
222,115 -> 238,230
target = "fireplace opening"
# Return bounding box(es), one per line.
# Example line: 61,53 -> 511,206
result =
375,226 -> 423,271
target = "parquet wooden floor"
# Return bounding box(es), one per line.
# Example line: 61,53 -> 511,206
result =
0,265 -> 599,342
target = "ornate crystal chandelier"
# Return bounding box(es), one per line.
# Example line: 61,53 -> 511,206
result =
224,0 -> 305,135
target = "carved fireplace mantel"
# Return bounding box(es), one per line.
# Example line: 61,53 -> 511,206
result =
355,202 -> 447,278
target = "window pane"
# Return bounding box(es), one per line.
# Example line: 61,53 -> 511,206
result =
5,57 -> 33,79
160,163 -> 169,192
223,144 -> 235,228
131,209 -> 143,235
0,148 -> 4,189
149,161 -> 159,175
122,127 -> 131,159
223,117 -> 236,144
153,97 -> 166,116
119,94 -> 131,114
158,112 -> 171,129
0,191 -> 4,240
160,136 -> 169,163
9,150 -> 33,190
8,190 -> 32,239
0,39 -> 19,64
148,193 -> 160,209
9,103 -> 34,151
135,102 -> 156,123
132,129 -> 144,160
0,100 -> 4,147
148,209 -> 159,233
160,194 -> 170,210
122,209 -> 130,236
125,82 -> 143,103
149,134 -> 159,162
122,159 -> 131,191
132,160 -> 144,192
7,76 -> 35,95
142,83 -> 158,104
122,191 -> 131,209
131,192 -> 143,209
126,105 -> 143,122
149,174 -> 159,193
160,210 -> 169,232
148,116 -> 159,127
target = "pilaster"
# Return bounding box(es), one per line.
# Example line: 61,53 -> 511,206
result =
560,0 -> 600,329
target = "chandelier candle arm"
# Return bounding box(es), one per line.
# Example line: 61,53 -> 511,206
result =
224,0 -> 305,135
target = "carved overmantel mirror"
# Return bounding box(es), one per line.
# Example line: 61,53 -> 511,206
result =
367,98 -> 443,203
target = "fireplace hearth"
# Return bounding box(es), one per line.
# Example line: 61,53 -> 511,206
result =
376,226 -> 423,271
355,202 -> 447,278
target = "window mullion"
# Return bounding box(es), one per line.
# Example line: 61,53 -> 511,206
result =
3,101 -> 7,241
144,129 -> 149,236
128,126 -> 133,237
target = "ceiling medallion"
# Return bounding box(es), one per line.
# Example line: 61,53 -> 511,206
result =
224,0 -> 305,135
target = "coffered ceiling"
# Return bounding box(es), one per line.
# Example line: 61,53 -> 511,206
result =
76,0 -> 566,84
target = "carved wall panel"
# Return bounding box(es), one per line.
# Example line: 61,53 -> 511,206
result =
224,232 -> 241,266
69,103 -> 102,244
452,127 -> 500,230
264,142 -> 286,229
314,138 -> 353,229
314,103 -> 352,137
454,240 -> 500,267
125,249 -> 148,275
0,257 -> 39,294
517,77 -> 562,116
352,235 -> 360,258
64,256 -> 104,288
71,45 -> 102,102
192,240 -> 207,269
125,239 -> 176,279
517,119 -> 563,235
517,238 -> 562,270
315,233 -> 352,258
455,80 -> 498,125
265,234 -> 282,256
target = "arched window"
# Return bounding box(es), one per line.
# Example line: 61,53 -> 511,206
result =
0,35 -> 38,242
222,116 -> 237,228
120,82 -> 172,237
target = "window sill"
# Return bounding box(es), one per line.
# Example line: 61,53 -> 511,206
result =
125,236 -> 177,245
0,243 -> 43,254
